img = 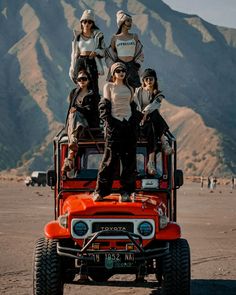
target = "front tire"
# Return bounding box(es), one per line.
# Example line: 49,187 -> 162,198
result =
33,238 -> 64,295
161,238 -> 190,295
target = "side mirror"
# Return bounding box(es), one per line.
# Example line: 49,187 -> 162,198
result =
47,170 -> 56,187
175,169 -> 184,188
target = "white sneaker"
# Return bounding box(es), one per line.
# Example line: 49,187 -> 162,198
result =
147,161 -> 157,175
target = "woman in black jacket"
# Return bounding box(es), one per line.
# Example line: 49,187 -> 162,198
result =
62,70 -> 99,174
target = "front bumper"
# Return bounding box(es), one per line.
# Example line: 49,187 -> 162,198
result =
57,230 -> 169,262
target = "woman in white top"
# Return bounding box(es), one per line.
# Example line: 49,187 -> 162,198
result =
105,10 -> 144,89
69,9 -> 105,95
93,62 -> 142,202
134,68 -> 173,175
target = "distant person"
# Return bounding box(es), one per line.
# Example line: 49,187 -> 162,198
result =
208,176 -> 211,189
210,176 -> 214,192
69,9 -> 105,95
134,68 -> 172,175
105,10 -> 144,88
62,70 -> 99,175
213,176 -> 217,190
200,176 -> 204,190
93,62 -> 142,202
231,175 -> 235,191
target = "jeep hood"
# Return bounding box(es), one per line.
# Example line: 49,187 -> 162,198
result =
62,193 -> 165,217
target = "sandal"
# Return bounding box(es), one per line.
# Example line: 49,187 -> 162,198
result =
147,161 -> 157,175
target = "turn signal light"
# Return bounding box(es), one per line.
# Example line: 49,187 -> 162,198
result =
92,243 -> 100,250
126,244 -> 134,251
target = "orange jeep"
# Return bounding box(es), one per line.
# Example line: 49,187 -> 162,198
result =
33,128 -> 190,295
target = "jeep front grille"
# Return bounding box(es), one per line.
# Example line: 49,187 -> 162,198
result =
92,222 -> 134,233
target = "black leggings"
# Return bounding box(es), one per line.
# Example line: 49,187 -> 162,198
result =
141,110 -> 169,154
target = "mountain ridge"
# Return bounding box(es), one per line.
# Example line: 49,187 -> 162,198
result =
0,0 -> 235,176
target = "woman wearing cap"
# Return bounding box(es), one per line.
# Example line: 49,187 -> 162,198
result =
105,10 -> 144,89
93,62 -> 142,202
62,70 -> 100,174
134,68 -> 173,176
69,9 -> 105,96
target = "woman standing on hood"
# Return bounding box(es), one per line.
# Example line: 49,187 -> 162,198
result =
105,10 -> 144,89
93,62 -> 142,202
69,9 -> 105,96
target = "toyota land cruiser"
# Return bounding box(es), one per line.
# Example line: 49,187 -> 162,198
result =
33,128 -> 190,295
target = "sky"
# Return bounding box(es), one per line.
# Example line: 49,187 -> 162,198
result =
162,0 -> 236,29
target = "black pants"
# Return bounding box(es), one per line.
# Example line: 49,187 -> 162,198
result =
74,56 -> 99,96
141,110 -> 169,154
95,119 -> 136,197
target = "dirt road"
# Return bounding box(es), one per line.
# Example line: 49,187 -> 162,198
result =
0,180 -> 235,295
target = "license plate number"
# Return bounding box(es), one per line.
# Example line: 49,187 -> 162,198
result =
105,253 -> 121,262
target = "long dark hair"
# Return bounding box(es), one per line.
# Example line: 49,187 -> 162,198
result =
112,71 -> 133,97
115,13 -> 132,34
142,72 -> 160,97
77,70 -> 93,90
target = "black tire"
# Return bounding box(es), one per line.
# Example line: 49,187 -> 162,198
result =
89,270 -> 112,282
33,237 -> 64,295
161,238 -> 191,295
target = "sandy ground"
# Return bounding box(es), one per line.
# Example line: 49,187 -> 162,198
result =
0,179 -> 236,295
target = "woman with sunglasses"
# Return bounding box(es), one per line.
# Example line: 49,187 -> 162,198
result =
134,68 -> 173,176
69,9 -> 105,96
105,10 -> 144,89
93,62 -> 142,202
62,70 -> 99,174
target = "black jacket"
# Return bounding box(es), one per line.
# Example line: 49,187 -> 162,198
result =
65,87 -> 99,128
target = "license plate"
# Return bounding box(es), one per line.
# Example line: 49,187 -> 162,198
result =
93,253 -> 135,269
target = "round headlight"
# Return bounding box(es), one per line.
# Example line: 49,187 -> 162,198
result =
138,221 -> 153,236
73,221 -> 88,236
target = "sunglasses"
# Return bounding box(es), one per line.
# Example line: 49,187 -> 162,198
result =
115,69 -> 126,74
77,77 -> 88,82
144,77 -> 154,81
82,20 -> 93,25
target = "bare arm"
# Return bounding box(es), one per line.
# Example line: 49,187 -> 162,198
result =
103,83 -> 112,101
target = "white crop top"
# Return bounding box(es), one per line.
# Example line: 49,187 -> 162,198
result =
78,36 -> 95,52
115,38 -> 136,57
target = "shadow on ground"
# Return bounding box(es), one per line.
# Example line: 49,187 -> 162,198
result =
71,279 -> 236,295
149,279 -> 236,295
190,279 -> 236,295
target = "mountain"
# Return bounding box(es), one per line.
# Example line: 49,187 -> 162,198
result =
0,0 -> 236,176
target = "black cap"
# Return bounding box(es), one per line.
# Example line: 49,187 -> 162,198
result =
141,68 -> 157,80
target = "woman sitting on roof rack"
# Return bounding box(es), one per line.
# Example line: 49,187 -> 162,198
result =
62,70 -> 100,175
69,9 -> 105,96
105,10 -> 144,89
93,62 -> 142,202
134,68 -> 173,176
